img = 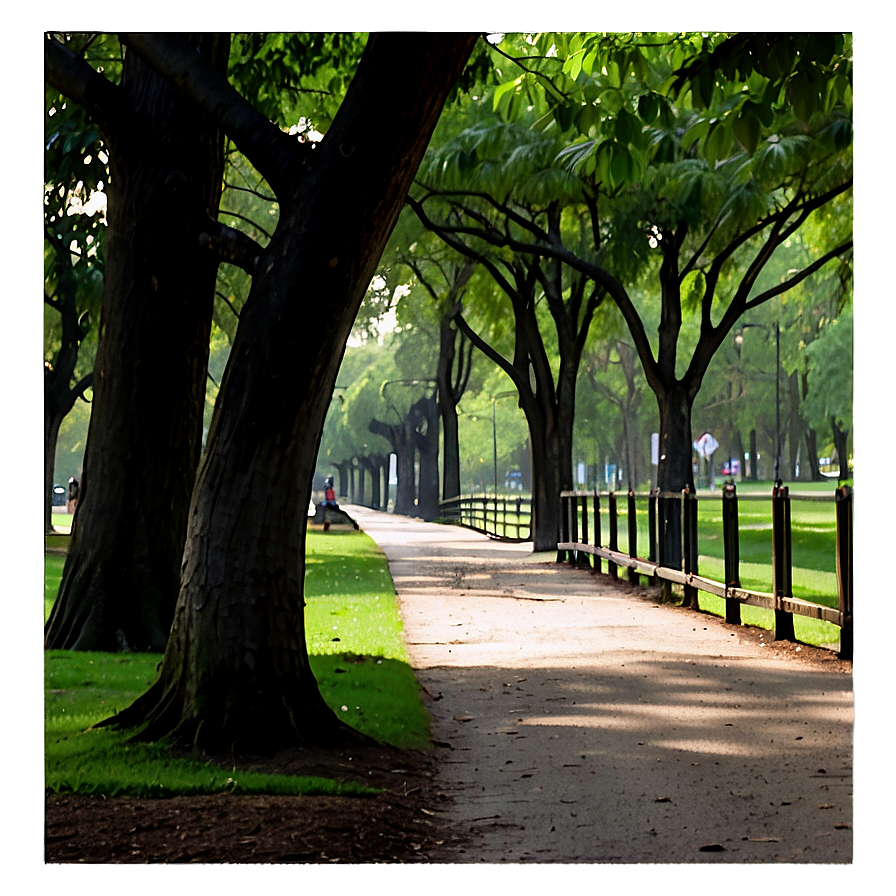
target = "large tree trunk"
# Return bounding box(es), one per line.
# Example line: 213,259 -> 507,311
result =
437,317 -> 462,502
105,33 -> 476,750
526,403 -> 572,552
832,418 -> 850,479
369,416 -> 417,515
333,461 -> 349,500
413,395 -> 441,521
45,35 -> 229,651
654,382 -> 697,572
519,345 -> 576,551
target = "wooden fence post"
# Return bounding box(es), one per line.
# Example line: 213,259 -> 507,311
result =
836,485 -> 853,660
648,489 -> 658,586
682,489 -> 699,608
579,494 -> 592,568
608,491 -> 619,580
568,492 -> 578,566
657,491 -> 678,601
557,493 -> 567,563
593,491 -> 602,575
772,484 -> 796,641
722,482 -> 741,625
627,490 -> 639,586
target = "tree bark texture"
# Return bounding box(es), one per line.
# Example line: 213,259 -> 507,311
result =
437,315 -> 473,502
45,35 -> 230,651
106,33 -> 477,750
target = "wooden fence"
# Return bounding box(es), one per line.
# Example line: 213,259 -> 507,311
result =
557,484 -> 853,660
439,494 -> 532,542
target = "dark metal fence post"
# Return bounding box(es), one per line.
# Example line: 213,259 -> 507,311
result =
722,482 -> 741,625
648,489 -> 658,586
627,490 -> 639,586
836,485 -> 853,660
608,491 -> 619,580
568,492 -> 578,566
657,491 -> 679,601
682,489 -> 699,608
593,491 -> 602,575
557,493 -> 568,563
579,494 -> 592,568
772,484 -> 796,641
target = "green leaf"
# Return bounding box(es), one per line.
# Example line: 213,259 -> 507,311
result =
609,144 -> 631,187
629,48 -> 648,82
492,78 -> 521,112
552,102 -> 575,133
786,70 -> 817,122
681,117 -> 710,151
575,103 -> 598,135
614,108 -> 640,145
703,121 -> 733,166
831,118 -> 852,151
732,108 -> 761,154
566,50 -> 584,82
638,93 -> 659,124
582,49 -> 597,77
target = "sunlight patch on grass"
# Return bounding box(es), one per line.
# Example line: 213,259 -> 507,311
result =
45,530 -> 431,798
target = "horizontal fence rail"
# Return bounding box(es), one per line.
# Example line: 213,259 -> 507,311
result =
440,494 -> 532,542
557,485 -> 853,660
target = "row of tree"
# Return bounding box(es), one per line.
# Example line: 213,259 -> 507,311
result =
317,33 -> 852,551
43,32 -> 852,753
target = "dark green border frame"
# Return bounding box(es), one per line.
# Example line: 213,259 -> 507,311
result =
0,0 -> 896,896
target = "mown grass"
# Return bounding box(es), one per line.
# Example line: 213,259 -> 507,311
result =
45,529 -> 431,798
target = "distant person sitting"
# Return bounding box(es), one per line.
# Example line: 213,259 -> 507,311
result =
66,477 -> 79,514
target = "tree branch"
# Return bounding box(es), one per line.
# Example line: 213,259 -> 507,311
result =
45,36 -> 133,142
744,241 -> 854,311
119,32 -> 301,194
198,219 -> 264,275
453,310 -> 527,395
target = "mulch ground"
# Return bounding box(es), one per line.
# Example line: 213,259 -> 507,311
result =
45,741 -> 468,864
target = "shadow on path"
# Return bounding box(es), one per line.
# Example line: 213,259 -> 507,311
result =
348,506 -> 853,864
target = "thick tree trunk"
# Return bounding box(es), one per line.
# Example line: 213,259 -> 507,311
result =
654,383 -> 696,572
361,455 -> 383,509
395,418 -> 418,516
413,395 -> 440,521
437,316 -> 467,502
105,33 -> 477,750
526,408 -> 571,552
369,417 -> 417,515
832,418 -> 850,479
804,427 -> 823,481
333,461 -> 349,500
45,35 -> 229,651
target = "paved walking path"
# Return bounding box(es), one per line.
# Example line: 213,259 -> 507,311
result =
347,506 -> 853,865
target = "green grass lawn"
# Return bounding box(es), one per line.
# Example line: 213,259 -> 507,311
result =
45,529 -> 431,798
